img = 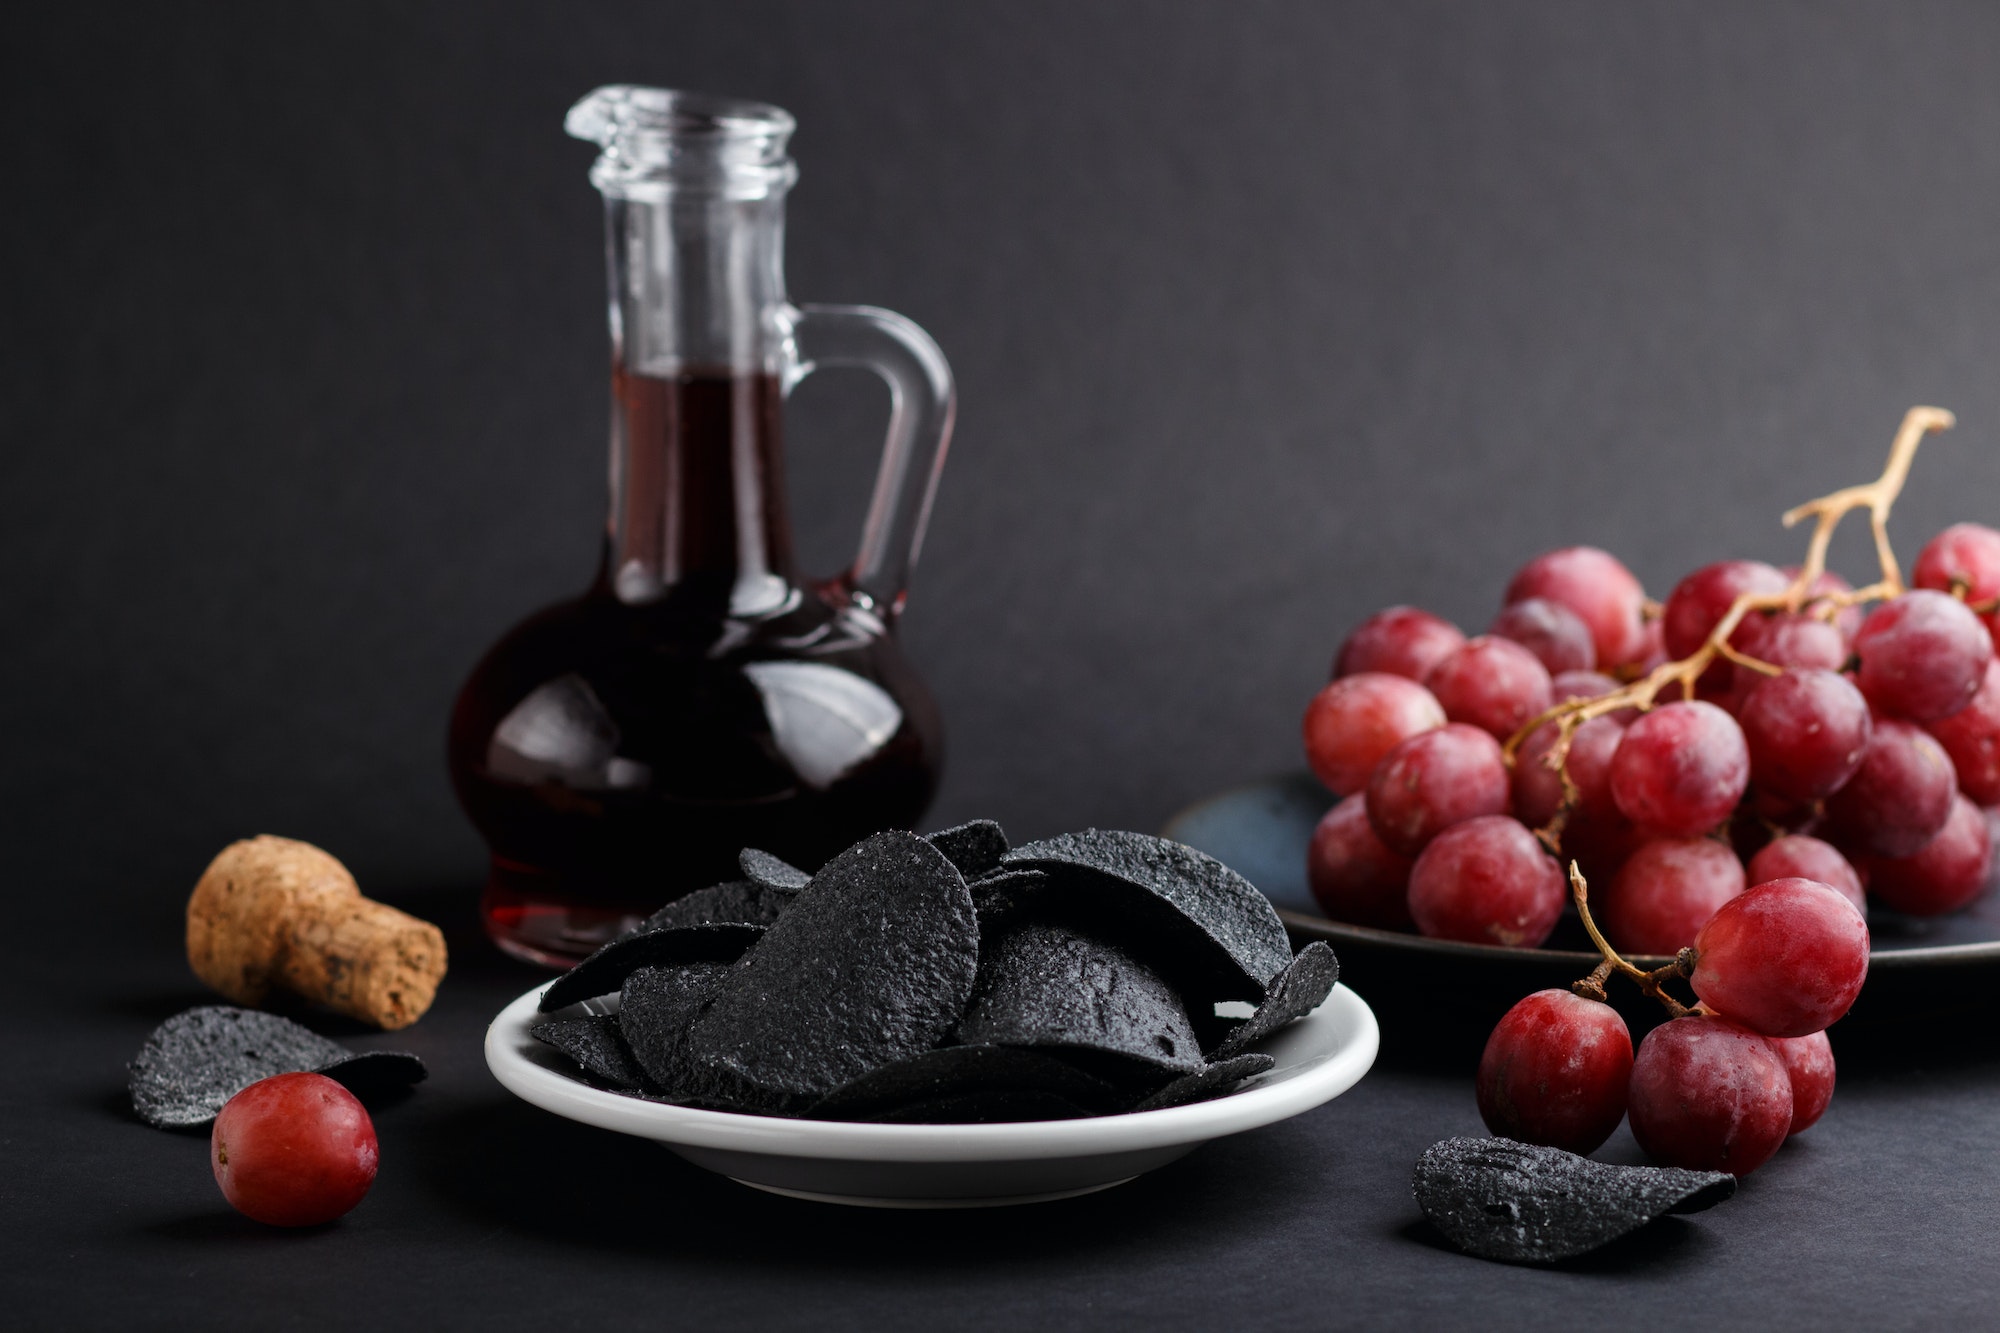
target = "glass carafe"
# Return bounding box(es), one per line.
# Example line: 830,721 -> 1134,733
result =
449,86 -> 954,966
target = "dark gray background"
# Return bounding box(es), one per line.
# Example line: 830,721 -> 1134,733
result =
8,2 -> 2000,1328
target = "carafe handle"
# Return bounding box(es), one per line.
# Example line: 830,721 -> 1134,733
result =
786,303 -> 956,618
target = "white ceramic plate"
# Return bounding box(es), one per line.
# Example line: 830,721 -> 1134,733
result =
485,982 -> 1379,1208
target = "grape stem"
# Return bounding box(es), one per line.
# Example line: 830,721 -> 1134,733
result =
1566,862 -> 1697,1017
1508,405 -> 1958,854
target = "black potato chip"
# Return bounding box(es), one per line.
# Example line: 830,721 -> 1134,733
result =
539,923 -> 764,1013
953,921 -> 1204,1077
640,881 -> 793,933
530,1015 -> 648,1090
1000,830 -> 1292,1001
684,831 -> 978,1112
738,849 -> 811,892
967,868 -> 1048,925
925,819 -> 1010,879
1129,1053 -> 1276,1112
1414,1137 -> 1736,1264
618,962 -> 734,1097
128,1006 -> 426,1129
807,1044 -> 1126,1121
1208,942 -> 1340,1060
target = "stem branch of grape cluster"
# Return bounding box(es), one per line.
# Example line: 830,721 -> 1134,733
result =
1566,863 -> 1696,1016
1505,406 -> 1958,854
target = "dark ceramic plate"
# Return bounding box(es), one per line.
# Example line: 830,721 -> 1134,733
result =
1163,773 -> 2000,1024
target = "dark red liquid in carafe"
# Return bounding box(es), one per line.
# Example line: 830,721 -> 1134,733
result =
449,368 -> 942,966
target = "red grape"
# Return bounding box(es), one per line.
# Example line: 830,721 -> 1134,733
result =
1489,598 -> 1596,674
1335,606 -> 1466,682
1747,835 -> 1865,913
1476,990 -> 1633,1154
1563,807 -> 1643,887
1691,877 -> 1869,1037
211,1072 -> 379,1227
1852,589 -> 1992,722
1765,1031 -> 1835,1135
1366,724 -> 1512,856
1553,669 -> 1642,724
1505,547 -> 1651,669
1824,719 -> 1957,857
1627,1016 -> 1794,1175
1733,611 -> 1847,675
1512,714 -> 1627,829
1785,566 -> 1864,643
1602,836 -> 1746,956
1551,669 -> 1622,703
1662,560 -> 1791,659
1423,635 -> 1554,741
1865,794 -> 1992,916
1913,522 -> 2000,602
1407,815 -> 1566,947
1737,668 -> 1872,803
1307,792 -> 1415,929
1609,701 -> 1750,837
1630,615 -> 1669,673
1302,672 -> 1446,795
1926,657 -> 2000,806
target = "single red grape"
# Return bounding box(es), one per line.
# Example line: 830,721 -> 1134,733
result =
1476,990 -> 1633,1154
1423,635 -> 1554,741
1926,657 -> 2000,806
1551,669 -> 1622,703
1912,522 -> 2000,603
1630,614 -> 1668,673
211,1072 -> 379,1227
1602,836 -> 1746,956
1733,612 -> 1847,676
1489,598 -> 1596,674
1335,606 -> 1466,682
1691,877 -> 1869,1037
1627,1015 -> 1793,1175
1504,546 -> 1651,669
1747,835 -> 1865,913
1512,713 -> 1627,829
1864,794 -> 1992,916
1784,566 -> 1864,643
1302,672 -> 1446,795
1737,668 -> 1872,803
1765,1031 -> 1835,1135
1824,719 -> 1957,857
1609,701 -> 1750,837
1365,724 -> 1512,857
1662,560 -> 1791,659
1552,668 -> 1643,724
1852,589 -> 1992,722
1307,792 -> 1415,929
1407,815 -> 1566,947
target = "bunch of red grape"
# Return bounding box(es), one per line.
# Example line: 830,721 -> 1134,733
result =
1304,522 -> 2000,954
1477,876 -> 1867,1175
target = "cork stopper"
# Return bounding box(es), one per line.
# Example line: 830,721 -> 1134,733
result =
186,836 -> 447,1030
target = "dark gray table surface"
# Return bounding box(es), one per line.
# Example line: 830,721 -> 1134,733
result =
12,2 -> 2000,1327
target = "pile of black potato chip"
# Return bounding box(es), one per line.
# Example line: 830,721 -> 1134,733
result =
531,823 -> 1339,1123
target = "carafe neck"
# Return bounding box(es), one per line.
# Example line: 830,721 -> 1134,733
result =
570,87 -> 800,611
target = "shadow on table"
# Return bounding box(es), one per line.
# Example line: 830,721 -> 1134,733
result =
408,1098 -> 1288,1268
